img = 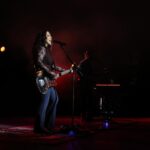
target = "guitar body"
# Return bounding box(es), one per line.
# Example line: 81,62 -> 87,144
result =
35,68 -> 72,94
36,76 -> 56,94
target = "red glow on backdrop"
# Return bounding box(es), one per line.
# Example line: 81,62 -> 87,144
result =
56,73 -> 73,92
0,0 -> 149,117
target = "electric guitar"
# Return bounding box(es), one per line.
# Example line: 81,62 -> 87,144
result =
36,68 -> 73,94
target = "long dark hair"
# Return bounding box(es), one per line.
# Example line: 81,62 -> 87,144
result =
33,30 -> 48,49
32,30 -> 51,62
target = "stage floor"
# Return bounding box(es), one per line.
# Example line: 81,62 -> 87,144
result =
0,116 -> 150,150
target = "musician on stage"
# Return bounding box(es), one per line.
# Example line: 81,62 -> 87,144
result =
32,30 -> 73,134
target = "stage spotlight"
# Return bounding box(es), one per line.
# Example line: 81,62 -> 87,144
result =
68,130 -> 76,136
102,119 -> 110,129
0,46 -> 6,52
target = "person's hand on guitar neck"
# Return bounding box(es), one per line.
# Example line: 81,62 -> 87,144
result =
71,63 -> 83,77
71,63 -> 78,71
70,64 -> 75,73
54,64 -> 75,80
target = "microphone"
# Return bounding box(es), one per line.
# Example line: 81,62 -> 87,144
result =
53,40 -> 66,46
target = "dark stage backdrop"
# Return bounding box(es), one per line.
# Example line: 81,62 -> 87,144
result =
0,0 -> 150,117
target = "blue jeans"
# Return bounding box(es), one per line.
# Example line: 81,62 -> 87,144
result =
35,87 -> 59,130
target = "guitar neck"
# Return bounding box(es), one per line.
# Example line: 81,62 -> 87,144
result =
60,69 -> 71,76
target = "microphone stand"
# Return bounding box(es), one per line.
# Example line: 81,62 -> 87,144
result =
58,44 -> 80,134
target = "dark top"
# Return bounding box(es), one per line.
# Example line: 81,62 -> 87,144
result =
32,45 -> 56,79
